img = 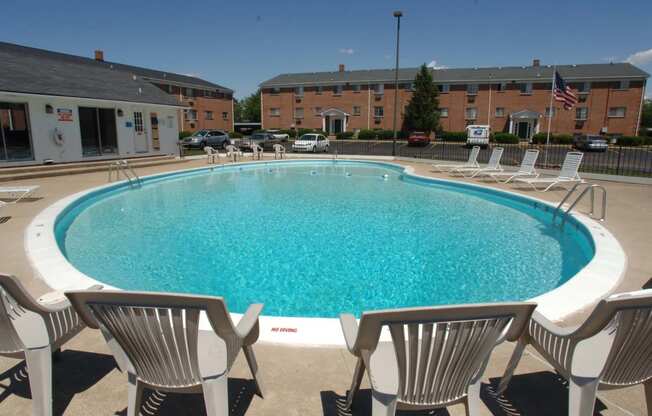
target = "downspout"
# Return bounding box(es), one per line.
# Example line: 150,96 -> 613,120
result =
367,84 -> 371,129
260,90 -> 264,130
635,79 -> 646,137
231,95 -> 235,132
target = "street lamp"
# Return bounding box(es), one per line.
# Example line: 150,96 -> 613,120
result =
392,11 -> 402,156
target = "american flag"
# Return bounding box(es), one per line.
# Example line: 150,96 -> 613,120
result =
553,71 -> 578,110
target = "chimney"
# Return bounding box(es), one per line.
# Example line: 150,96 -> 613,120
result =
532,58 -> 540,67
338,64 -> 345,72
94,50 -> 104,62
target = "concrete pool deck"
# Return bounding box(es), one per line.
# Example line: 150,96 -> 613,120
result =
0,155 -> 651,415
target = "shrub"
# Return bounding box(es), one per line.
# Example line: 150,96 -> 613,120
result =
554,134 -> 573,145
313,129 -> 328,136
179,130 -> 193,140
531,133 -> 548,144
492,133 -> 519,144
617,136 -> 644,146
297,128 -> 314,137
357,129 -> 377,140
439,131 -> 466,142
336,131 -> 355,140
228,131 -> 243,138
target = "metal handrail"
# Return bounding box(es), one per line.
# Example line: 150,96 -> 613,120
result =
553,182 -> 606,226
108,160 -> 142,188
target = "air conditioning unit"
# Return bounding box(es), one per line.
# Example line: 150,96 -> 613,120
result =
375,95 -> 382,101
467,96 -> 476,103
295,98 -> 302,103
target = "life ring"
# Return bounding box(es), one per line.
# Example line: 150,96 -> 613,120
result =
53,128 -> 65,146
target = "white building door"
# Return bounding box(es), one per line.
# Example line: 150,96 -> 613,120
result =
133,111 -> 148,153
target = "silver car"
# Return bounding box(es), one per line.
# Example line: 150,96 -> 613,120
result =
182,130 -> 230,149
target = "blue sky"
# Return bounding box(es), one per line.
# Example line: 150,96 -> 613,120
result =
2,0 -> 651,99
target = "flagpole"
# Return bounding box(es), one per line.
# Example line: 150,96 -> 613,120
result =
544,65 -> 556,167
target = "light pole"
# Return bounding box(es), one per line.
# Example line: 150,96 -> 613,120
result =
392,10 -> 402,156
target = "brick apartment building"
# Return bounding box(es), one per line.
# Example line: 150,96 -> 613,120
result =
260,61 -> 648,138
91,50 -> 234,133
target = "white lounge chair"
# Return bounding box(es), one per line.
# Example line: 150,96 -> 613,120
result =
340,302 -> 536,416
0,185 -> 40,203
513,151 -> 583,191
273,144 -> 286,159
433,146 -> 480,172
203,146 -> 219,164
498,289 -> 652,416
489,149 -> 540,183
452,147 -> 504,177
0,274 -> 97,416
65,290 -> 265,416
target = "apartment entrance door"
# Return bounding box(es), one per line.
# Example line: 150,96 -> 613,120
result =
133,111 -> 148,153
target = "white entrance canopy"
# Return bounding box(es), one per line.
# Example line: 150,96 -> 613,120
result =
509,109 -> 541,140
319,108 -> 350,134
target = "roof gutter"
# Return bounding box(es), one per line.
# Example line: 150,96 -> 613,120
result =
142,77 -> 234,94
0,90 -> 187,109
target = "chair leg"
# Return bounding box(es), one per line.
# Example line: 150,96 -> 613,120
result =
497,336 -> 528,395
464,380 -> 483,416
568,376 -> 599,416
202,375 -> 229,416
645,379 -> 652,415
127,372 -> 144,416
371,390 -> 397,416
25,346 -> 53,416
243,345 -> 264,398
344,357 -> 365,410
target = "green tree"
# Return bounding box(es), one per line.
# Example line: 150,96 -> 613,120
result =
235,89 -> 261,122
402,64 -> 440,133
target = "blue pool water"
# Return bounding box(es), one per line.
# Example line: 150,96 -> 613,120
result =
56,161 -> 594,318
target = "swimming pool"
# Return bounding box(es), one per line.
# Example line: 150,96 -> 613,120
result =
27,159 -> 625,345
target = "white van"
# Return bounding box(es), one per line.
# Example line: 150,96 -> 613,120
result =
466,125 -> 491,148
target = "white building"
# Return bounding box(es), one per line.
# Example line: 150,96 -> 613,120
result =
0,42 -> 185,166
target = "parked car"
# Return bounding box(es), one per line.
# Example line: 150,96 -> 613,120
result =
466,125 -> 491,148
407,131 -> 431,146
240,132 -> 279,150
573,135 -> 608,152
266,129 -> 289,141
182,130 -> 230,149
292,134 -> 330,152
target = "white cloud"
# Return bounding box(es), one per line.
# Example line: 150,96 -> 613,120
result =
427,60 -> 448,70
338,48 -> 355,55
626,48 -> 652,66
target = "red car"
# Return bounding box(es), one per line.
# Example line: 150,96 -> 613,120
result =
407,131 -> 431,146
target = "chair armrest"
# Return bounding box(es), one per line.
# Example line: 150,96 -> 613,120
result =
38,285 -> 103,314
236,303 -> 264,343
339,313 -> 359,354
531,310 -> 579,337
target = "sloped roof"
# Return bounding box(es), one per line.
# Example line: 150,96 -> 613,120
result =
0,42 -> 231,105
511,110 -> 541,119
260,63 -> 649,87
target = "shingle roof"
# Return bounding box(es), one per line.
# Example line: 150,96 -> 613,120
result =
260,63 -> 649,87
0,42 -> 231,106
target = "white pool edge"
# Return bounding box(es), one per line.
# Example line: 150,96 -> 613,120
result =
24,158 -> 627,348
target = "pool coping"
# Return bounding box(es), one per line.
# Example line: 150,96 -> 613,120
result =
24,158 -> 627,347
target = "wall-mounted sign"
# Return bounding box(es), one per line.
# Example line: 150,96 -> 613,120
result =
57,108 -> 73,122
125,121 -> 133,128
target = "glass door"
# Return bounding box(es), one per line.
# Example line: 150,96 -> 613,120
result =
79,107 -> 118,156
0,102 -> 33,161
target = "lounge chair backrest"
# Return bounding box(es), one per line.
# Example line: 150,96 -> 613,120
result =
467,146 -> 480,164
519,149 -> 539,173
559,151 -> 583,179
353,303 -> 535,405
225,145 -> 238,154
65,290 -> 241,389
0,279 -> 26,354
252,144 -> 263,153
487,147 -> 504,168
203,146 -> 213,155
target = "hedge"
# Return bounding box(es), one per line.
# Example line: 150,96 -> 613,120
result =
439,131 -> 466,142
531,133 -> 573,144
492,133 -> 519,144
357,129 -> 377,140
336,131 -> 355,140
616,136 -> 645,146
179,131 -> 193,140
228,131 -> 243,138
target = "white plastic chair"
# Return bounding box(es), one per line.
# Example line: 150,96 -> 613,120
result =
0,274 -> 95,416
489,149 -> 540,183
513,151 -> 583,191
453,147 -> 504,177
273,144 -> 286,160
203,146 -> 218,164
65,290 -> 265,416
251,143 -> 264,160
433,146 -> 480,172
498,289 -> 652,416
340,302 -> 536,416
225,145 -> 242,162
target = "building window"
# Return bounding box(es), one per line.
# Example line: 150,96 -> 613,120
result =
575,107 -> 589,120
467,84 -> 479,95
269,107 -> 280,117
495,107 -> 505,117
294,107 -> 304,119
353,106 -> 361,116
352,84 -> 361,93
438,84 -> 450,93
334,85 -> 343,95
316,86 -> 323,95
185,109 -> 197,120
271,87 -> 280,95
222,112 -> 228,120
465,107 -> 477,120
205,111 -> 213,120
545,107 -> 556,117
440,108 -> 448,118
185,88 -> 194,97
314,106 -> 322,115
295,86 -> 304,96
608,107 -> 626,118
576,82 -> 591,94
520,83 -> 533,95
373,84 -> 384,95
204,90 -> 211,97
374,106 -> 384,118
496,82 -> 507,92
616,80 -> 630,90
